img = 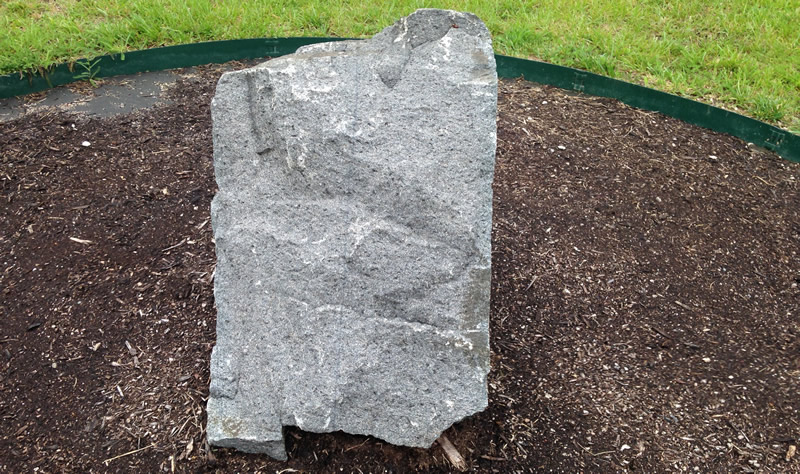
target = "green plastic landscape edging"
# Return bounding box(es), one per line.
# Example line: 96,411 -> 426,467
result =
2,38 -> 798,163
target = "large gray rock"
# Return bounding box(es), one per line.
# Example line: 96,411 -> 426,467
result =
207,8 -> 497,460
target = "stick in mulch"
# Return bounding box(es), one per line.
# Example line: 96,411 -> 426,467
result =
102,443 -> 156,465
437,434 -> 467,471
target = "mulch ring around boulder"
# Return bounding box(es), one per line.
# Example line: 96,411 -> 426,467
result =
1,61 -> 798,473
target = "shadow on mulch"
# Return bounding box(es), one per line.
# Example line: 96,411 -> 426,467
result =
1,62 -> 799,473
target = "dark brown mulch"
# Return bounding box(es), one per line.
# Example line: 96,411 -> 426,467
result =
1,62 -> 798,473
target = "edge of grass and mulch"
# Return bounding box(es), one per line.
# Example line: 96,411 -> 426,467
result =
1,0 -> 798,133
3,39 -> 798,163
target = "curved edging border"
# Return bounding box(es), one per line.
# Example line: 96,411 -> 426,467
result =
1,38 -> 798,163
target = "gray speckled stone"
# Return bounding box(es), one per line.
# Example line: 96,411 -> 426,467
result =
207,8 -> 496,460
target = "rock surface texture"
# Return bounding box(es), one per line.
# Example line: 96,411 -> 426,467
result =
207,9 -> 497,460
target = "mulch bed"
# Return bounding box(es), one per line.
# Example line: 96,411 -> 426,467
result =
1,62 -> 798,473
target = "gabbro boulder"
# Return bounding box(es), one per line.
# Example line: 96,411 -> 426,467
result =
207,8 -> 497,460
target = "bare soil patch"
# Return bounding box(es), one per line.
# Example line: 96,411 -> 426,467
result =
1,62 -> 799,473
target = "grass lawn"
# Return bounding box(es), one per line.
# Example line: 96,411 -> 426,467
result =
1,0 -> 798,132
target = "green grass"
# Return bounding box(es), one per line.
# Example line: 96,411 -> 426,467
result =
1,0 -> 798,132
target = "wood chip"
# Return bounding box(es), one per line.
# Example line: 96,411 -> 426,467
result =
124,340 -> 137,356
438,434 -> 467,471
69,236 -> 93,244
787,444 -> 797,462
177,438 -> 194,461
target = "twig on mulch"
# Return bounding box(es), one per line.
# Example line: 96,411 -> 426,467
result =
574,440 -> 616,457
648,326 -> 672,340
103,443 -> 156,465
480,454 -> 507,461
161,239 -> 186,252
344,439 -> 370,452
